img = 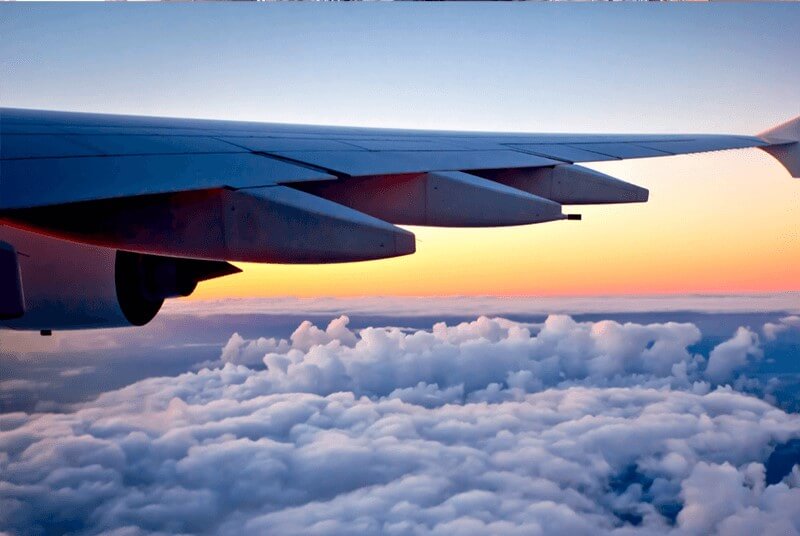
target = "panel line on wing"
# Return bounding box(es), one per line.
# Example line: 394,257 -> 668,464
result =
567,143 -> 672,159
211,135 -> 349,178
252,152 -> 349,179
504,144 -> 619,164
265,150 -> 562,176
1,151 -> 250,162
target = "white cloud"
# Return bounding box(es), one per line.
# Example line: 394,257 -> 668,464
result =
58,366 -> 97,378
678,462 -> 800,536
216,314 -> 750,395
0,330 -> 123,355
705,327 -> 763,384
1,315 -> 799,535
763,315 -> 800,341
162,293 -> 800,318
220,332 -> 291,367
0,379 -> 48,391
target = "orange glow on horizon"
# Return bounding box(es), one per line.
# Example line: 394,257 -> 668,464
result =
193,149 -> 800,299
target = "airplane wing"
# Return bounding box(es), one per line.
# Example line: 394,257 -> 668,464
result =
1,107 -> 798,265
1,108 -> 798,331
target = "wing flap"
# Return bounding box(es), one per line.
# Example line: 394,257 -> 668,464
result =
506,144 -> 618,163
343,140 -> 471,151
633,136 -> 767,155
269,150 -> 561,177
217,136 -> 359,152
569,143 -> 671,159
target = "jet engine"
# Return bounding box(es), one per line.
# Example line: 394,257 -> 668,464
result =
0,226 -> 238,331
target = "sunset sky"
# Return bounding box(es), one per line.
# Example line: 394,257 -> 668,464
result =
3,3 -> 799,297
5,6 -> 800,534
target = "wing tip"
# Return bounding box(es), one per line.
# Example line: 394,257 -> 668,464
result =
759,115 -> 800,178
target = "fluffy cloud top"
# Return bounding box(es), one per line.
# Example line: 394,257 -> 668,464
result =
219,315 -> 760,396
763,315 -> 800,341
2,315 -> 799,535
705,327 -> 762,384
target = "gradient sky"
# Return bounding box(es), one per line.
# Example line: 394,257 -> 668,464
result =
2,3 -> 799,297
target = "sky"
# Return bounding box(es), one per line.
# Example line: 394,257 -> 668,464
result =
3,6 -> 800,534
2,3 -> 799,298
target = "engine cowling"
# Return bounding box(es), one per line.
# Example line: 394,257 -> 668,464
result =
0,225 -> 238,331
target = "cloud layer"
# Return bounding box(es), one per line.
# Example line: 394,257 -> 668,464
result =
162,293 -> 800,317
218,315 -> 762,396
2,315 -> 800,535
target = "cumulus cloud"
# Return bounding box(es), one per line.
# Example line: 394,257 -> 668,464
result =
219,316 -> 358,368
678,461 -> 800,536
705,327 -> 762,384
219,332 -> 291,367
216,314 -> 757,397
763,315 -> 800,341
2,315 -> 799,535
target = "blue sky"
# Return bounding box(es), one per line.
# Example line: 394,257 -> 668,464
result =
3,4 -> 799,133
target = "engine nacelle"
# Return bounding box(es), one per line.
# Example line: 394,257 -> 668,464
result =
0,226 -> 238,331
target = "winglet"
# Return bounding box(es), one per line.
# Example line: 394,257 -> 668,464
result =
758,115 -> 800,178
